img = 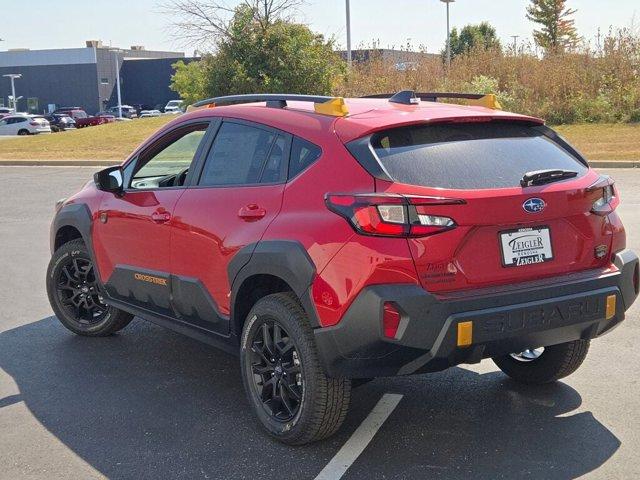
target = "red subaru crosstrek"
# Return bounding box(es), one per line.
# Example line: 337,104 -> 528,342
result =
47,92 -> 639,444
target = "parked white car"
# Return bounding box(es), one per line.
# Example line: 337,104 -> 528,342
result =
139,109 -> 162,118
164,99 -> 184,114
0,115 -> 52,135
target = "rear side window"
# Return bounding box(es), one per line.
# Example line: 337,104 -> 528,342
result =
371,123 -> 588,189
289,137 -> 321,178
199,122 -> 285,186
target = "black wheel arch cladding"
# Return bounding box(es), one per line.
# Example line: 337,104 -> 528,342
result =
51,203 -> 102,283
228,240 -> 320,334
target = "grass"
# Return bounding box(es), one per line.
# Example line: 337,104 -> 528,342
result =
0,116 -> 174,161
554,123 -> 640,161
0,116 -> 638,162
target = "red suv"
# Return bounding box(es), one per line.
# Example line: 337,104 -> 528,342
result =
47,92 -> 639,445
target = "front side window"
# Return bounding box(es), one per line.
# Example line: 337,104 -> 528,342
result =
130,124 -> 207,189
199,122 -> 284,186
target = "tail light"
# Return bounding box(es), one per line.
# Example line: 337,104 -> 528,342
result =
589,176 -> 619,215
29,121 -> 39,126
325,193 -> 464,238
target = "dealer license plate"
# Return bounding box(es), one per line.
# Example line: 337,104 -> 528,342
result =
500,227 -> 554,267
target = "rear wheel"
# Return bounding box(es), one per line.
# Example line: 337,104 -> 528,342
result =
46,239 -> 133,336
493,340 -> 590,384
240,292 -> 351,445
17,129 -> 29,136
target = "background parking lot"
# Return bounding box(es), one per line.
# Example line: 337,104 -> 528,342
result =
0,166 -> 639,479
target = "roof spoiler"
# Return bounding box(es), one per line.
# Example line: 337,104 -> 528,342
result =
363,90 -> 502,110
188,94 -> 349,117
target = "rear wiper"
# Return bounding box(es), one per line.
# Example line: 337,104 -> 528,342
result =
520,169 -> 578,187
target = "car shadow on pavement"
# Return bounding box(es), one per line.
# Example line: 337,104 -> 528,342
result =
0,316 -> 621,480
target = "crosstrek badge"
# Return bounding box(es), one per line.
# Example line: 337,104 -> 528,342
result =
133,272 -> 168,286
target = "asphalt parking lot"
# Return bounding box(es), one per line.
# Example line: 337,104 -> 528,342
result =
1,166 -> 639,480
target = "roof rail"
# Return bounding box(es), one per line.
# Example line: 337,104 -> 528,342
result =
189,94 -> 349,117
363,90 -> 502,110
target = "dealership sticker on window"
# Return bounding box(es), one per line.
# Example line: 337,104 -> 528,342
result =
500,227 -> 554,267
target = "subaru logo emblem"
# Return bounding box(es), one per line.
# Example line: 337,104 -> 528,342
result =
523,198 -> 546,214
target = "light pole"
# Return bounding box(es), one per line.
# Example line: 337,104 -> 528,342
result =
440,0 -> 455,69
511,35 -> 520,53
113,51 -> 123,119
345,0 -> 352,68
3,73 -> 22,111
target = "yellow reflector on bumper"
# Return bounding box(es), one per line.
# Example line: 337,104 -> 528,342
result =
606,295 -> 616,320
457,321 -> 473,347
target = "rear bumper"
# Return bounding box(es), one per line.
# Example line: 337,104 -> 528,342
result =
314,249 -> 639,379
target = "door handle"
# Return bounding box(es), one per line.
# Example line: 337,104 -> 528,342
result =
238,204 -> 266,221
151,210 -> 171,223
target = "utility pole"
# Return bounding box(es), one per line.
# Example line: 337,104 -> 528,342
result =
511,35 -> 520,53
113,51 -> 122,119
440,0 -> 455,69
3,73 -> 22,111
345,0 -> 352,68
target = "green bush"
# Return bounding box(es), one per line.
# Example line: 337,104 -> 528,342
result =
171,5 -> 344,104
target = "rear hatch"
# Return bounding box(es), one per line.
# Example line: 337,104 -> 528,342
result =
360,121 -> 617,293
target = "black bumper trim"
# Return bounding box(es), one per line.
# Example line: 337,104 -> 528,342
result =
314,250 -> 638,379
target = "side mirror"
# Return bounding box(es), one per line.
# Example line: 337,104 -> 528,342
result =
94,166 -> 124,194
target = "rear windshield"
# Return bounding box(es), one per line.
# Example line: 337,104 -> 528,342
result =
371,123 -> 587,189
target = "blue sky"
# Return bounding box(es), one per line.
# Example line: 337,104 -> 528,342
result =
1,0 -> 638,54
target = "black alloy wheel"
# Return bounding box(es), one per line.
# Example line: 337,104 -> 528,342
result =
240,292 -> 351,444
249,320 -> 303,422
47,239 -> 134,336
56,256 -> 108,325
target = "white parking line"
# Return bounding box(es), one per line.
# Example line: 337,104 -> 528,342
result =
314,393 -> 404,480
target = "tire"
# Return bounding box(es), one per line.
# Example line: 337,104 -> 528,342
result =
492,340 -> 590,385
46,239 -> 133,336
17,129 -> 30,136
240,292 -> 351,445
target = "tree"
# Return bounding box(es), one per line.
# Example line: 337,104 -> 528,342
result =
169,4 -> 344,102
526,0 -> 579,53
170,59 -> 210,105
443,22 -> 501,59
162,0 -> 304,49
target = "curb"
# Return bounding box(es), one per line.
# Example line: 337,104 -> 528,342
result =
0,159 -> 639,168
0,159 -> 116,167
590,161 -> 640,168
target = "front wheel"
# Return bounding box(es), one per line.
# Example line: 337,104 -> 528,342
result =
493,340 -> 590,385
240,292 -> 351,445
46,239 -> 133,336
